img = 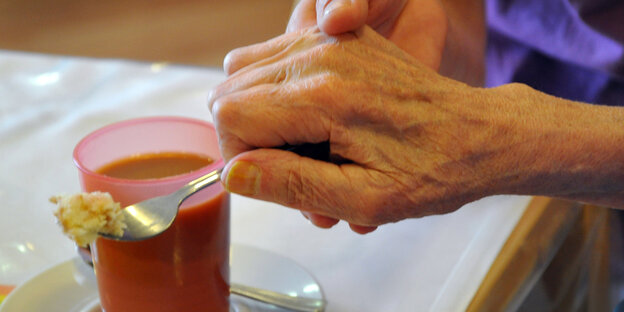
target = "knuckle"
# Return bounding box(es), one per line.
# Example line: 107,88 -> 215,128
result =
207,86 -> 227,112
223,48 -> 245,75
207,81 -> 230,112
211,97 -> 238,128
218,139 -> 237,162
273,64 -> 290,84
285,165 -> 306,209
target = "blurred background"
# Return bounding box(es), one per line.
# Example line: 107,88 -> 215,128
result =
0,0 -> 295,67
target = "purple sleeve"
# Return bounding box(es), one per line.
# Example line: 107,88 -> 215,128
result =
485,0 -> 624,105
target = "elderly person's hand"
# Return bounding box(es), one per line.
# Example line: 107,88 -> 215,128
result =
286,0 -> 449,231
209,26 -> 500,230
209,25 -> 624,232
278,0 -> 486,231
287,0 -> 408,36
286,0 -> 445,72
286,0 -> 486,86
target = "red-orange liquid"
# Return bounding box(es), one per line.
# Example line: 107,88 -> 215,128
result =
97,152 -> 213,180
93,152 -> 229,312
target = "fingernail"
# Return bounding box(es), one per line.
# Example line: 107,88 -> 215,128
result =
224,161 -> 261,196
323,0 -> 346,17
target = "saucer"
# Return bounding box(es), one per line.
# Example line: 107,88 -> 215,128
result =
0,244 -> 324,312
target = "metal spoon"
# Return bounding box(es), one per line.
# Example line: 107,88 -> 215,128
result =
231,283 -> 326,312
94,143 -> 330,311
99,142 -> 330,242
98,168 -> 223,241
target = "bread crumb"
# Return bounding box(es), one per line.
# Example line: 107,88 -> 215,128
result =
50,192 -> 126,247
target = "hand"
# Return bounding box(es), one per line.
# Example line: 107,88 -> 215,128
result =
287,0 -> 408,36
209,26 -> 500,228
285,0 -> 448,231
287,0 -> 446,72
286,0 -> 485,85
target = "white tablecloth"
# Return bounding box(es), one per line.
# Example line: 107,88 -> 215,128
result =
0,50 -> 530,311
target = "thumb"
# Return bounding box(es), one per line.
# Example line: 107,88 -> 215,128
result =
316,0 -> 368,35
221,148 -> 379,225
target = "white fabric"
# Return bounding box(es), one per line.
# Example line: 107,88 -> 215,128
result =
0,50 -> 530,311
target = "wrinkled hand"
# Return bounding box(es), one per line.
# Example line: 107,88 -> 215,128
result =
286,0 -> 447,232
209,26 -> 497,230
286,0 -> 448,231
287,0 -> 486,86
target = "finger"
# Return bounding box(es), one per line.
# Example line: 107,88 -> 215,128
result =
211,83 -> 331,160
210,54 -> 313,112
222,30 -> 306,76
363,0 -> 407,36
302,211 -> 374,232
212,31 -> 331,110
302,211 -> 340,228
221,148 -> 386,226
349,223 -> 378,234
316,0 -> 368,35
211,85 -> 291,161
386,0 -> 446,70
286,0 -> 318,33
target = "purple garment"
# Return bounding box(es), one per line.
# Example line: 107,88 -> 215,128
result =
485,0 -> 624,105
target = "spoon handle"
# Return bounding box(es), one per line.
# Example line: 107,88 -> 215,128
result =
231,282 -> 326,312
175,142 -> 330,206
76,248 -> 325,311
174,168 -> 223,206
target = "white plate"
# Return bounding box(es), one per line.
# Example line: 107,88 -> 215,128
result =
0,244 -> 324,312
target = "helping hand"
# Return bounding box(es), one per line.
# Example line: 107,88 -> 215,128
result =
287,0 -> 447,73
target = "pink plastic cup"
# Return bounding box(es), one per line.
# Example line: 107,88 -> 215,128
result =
73,116 -> 230,312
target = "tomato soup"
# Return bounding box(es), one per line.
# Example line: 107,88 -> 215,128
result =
90,152 -> 230,312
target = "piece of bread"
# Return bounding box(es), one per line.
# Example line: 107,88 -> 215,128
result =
50,192 -> 126,247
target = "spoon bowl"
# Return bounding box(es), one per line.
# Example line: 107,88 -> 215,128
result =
98,168 -> 222,241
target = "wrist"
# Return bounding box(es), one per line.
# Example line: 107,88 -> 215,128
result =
486,84 -> 624,205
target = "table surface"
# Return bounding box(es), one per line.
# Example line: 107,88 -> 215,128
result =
0,50 -> 532,311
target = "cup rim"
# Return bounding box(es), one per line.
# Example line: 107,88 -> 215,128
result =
73,116 -> 224,186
